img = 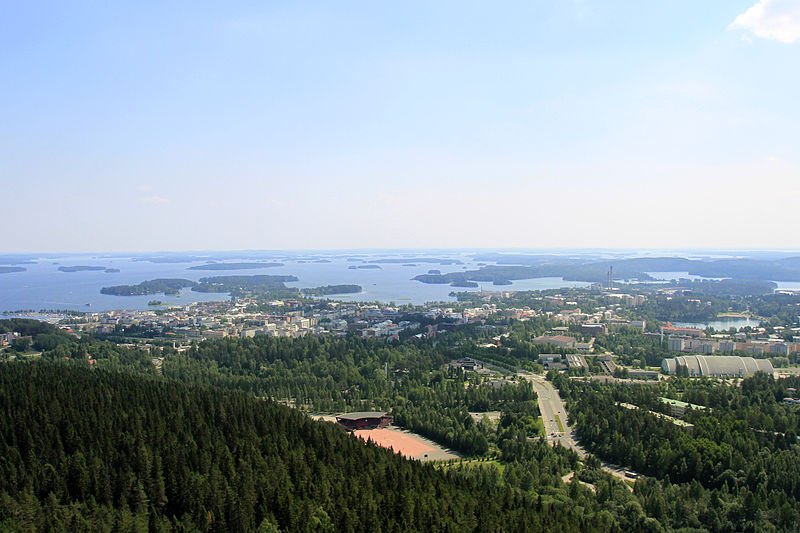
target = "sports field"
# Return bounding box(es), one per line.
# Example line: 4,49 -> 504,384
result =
355,427 -> 460,462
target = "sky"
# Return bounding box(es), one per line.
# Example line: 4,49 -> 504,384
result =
1,0 -> 799,253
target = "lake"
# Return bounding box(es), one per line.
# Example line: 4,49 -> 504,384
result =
646,271 -> 726,282
0,253 -> 590,312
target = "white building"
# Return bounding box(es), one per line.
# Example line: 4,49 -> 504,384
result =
662,355 -> 773,378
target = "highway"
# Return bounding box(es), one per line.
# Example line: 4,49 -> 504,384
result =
518,371 -> 586,457
518,371 -> 638,487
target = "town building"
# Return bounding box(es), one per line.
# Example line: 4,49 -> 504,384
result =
335,412 -> 393,431
661,355 -> 774,378
532,335 -> 577,349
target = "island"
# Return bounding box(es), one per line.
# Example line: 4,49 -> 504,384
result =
368,258 -> 463,265
302,285 -> 362,296
104,268 -> 121,273
187,262 -> 284,271
348,264 -> 382,270
101,279 -> 196,296
0,256 -> 35,265
132,255 -> 211,263
58,266 -> 107,273
0,267 -> 26,274
192,275 -> 299,295
147,300 -> 163,306
413,265 -> 575,286
100,275 -> 371,300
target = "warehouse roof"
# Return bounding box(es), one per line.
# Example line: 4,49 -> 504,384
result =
336,412 -> 388,421
662,355 -> 773,377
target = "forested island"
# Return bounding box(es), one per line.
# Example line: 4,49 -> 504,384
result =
192,275 -> 299,296
451,280 -> 479,288
415,264 -> 783,295
368,258 -> 464,265
0,256 -> 36,265
301,284 -> 362,296
58,266 -> 108,273
349,264 -> 382,270
101,279 -> 196,296
100,275 -> 364,299
0,267 -> 26,274
132,255 -> 211,263
187,262 -> 284,270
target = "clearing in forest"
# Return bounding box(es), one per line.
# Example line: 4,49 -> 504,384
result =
355,427 -> 460,461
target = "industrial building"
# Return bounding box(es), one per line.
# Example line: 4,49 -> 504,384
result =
532,335 -> 577,349
537,353 -> 587,371
661,355 -> 773,378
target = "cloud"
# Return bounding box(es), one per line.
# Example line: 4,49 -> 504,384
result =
142,195 -> 169,205
729,0 -> 800,43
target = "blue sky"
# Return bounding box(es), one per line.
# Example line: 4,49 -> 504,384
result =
2,0 -> 798,252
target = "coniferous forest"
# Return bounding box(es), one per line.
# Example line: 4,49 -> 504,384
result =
554,372 -> 800,531
2,363 -> 606,532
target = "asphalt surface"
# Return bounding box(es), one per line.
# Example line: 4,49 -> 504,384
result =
518,371 -> 586,457
518,371 -> 638,487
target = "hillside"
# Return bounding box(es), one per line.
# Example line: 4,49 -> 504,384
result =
0,363 -> 600,532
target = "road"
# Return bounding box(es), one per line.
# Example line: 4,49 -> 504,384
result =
518,371 -> 638,487
517,371 -> 586,457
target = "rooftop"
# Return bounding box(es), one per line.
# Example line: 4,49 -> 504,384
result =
336,411 -> 388,421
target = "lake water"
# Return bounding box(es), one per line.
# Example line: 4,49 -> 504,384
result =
648,273 -> 799,294
646,271 -> 726,282
774,281 -> 800,292
0,253 -> 590,312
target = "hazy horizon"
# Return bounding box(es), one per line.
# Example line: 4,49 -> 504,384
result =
3,1 -> 799,252
4,246 -> 800,258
